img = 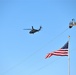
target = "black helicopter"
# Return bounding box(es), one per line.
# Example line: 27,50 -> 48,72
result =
23,26 -> 42,34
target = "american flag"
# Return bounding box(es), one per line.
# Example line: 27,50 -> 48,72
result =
45,41 -> 68,59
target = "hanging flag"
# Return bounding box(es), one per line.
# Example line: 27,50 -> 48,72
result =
45,41 -> 68,59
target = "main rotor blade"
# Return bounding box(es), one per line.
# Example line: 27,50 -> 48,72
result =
23,29 -> 31,30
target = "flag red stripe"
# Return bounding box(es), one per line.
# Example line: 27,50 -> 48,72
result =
53,54 -> 68,56
56,49 -> 68,51
52,53 -> 68,55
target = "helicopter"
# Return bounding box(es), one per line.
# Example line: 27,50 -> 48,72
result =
23,26 -> 42,34
69,19 -> 76,28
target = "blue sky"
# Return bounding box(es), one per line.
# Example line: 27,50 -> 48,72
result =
0,0 -> 76,75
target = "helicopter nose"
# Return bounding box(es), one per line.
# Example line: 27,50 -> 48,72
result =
29,31 -> 33,34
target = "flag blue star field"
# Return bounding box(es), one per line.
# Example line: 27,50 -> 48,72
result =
45,41 -> 68,59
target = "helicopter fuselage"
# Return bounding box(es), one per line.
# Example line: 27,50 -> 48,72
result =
29,29 -> 39,34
